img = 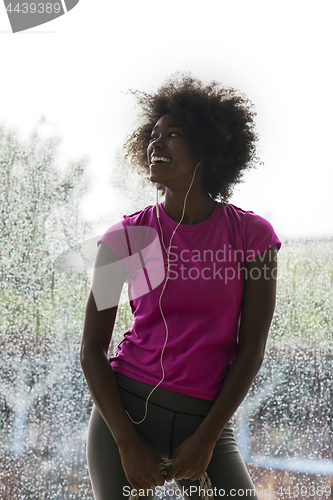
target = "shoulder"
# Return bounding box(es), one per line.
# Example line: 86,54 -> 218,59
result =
97,205 -> 159,260
122,204 -> 156,227
97,205 -> 156,244
222,203 -> 279,235
220,203 -> 281,261
219,203 -> 267,224
215,202 -> 257,227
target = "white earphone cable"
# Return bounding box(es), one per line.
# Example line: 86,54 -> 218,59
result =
126,161 -> 201,425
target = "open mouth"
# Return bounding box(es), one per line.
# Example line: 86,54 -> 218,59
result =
150,156 -> 172,164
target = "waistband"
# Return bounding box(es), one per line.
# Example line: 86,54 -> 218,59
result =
115,372 -> 215,416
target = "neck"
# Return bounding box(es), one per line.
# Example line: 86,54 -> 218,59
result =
162,189 -> 216,225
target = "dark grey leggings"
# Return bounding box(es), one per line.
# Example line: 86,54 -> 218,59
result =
87,373 -> 259,500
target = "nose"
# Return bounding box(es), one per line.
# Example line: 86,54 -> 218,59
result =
147,136 -> 164,161
149,131 -> 165,149
149,136 -> 164,149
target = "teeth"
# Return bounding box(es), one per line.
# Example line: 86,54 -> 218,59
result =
151,156 -> 171,163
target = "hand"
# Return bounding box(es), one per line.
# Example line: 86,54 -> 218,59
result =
119,436 -> 165,493
165,433 -> 215,482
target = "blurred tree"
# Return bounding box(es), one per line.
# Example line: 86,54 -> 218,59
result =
270,239 -> 333,346
111,147 -> 156,216
0,118 -> 93,350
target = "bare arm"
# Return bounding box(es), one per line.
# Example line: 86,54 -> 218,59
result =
166,245 -> 278,481
80,242 -> 165,491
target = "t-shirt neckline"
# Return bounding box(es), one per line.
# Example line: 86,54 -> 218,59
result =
158,201 -> 219,231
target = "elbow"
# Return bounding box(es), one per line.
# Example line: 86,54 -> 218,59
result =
80,344 -> 88,369
238,343 -> 265,372
245,349 -> 264,379
257,350 -> 265,370
80,340 -> 93,369
80,341 -> 107,369
250,344 -> 265,367
254,341 -> 266,364
253,347 -> 265,374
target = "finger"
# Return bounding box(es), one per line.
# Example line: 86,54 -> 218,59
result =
144,467 -> 165,489
152,460 -> 165,485
153,473 -> 166,487
165,464 -> 181,481
141,480 -> 156,495
190,473 -> 201,481
130,481 -> 142,497
173,465 -> 192,480
131,476 -> 154,493
175,470 -> 188,480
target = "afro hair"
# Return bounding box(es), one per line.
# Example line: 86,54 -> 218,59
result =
124,73 -> 260,202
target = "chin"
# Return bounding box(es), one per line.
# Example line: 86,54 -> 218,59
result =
150,173 -> 164,184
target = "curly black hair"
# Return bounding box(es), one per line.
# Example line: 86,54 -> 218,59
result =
124,73 -> 260,202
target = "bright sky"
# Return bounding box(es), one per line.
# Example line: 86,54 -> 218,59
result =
1,0 -> 332,241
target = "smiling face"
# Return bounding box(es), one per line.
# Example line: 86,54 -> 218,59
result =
147,113 -> 201,191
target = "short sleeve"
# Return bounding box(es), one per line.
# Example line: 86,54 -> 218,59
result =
97,220 -> 129,259
96,219 -> 165,300
244,211 -> 281,264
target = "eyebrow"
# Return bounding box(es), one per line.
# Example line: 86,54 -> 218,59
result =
151,124 -> 184,132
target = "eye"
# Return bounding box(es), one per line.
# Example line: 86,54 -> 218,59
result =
148,131 -> 181,143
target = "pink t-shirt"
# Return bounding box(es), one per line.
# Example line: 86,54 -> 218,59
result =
97,202 -> 281,401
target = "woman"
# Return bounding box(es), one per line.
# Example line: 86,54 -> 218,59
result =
80,74 -> 281,500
